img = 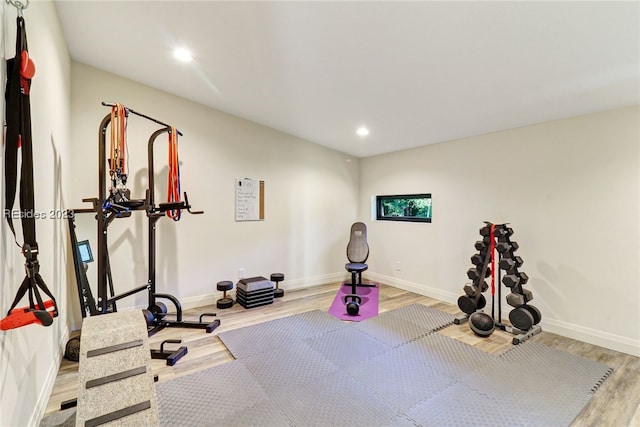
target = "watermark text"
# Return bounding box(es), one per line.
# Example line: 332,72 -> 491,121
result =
4,209 -> 74,220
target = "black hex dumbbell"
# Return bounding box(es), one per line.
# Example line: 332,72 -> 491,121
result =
499,256 -> 524,272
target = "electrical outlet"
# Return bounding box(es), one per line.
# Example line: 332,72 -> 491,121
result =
238,268 -> 246,279
394,261 -> 401,271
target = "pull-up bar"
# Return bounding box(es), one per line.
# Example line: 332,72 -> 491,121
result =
101,102 -> 183,136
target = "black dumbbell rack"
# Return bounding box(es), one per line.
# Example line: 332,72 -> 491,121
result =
455,222 -> 542,344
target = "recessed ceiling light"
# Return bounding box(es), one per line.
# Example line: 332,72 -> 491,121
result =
356,126 -> 369,137
173,47 -> 193,62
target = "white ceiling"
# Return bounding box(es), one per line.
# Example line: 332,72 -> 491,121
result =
54,1 -> 639,158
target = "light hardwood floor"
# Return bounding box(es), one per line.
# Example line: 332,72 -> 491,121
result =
45,283 -> 640,426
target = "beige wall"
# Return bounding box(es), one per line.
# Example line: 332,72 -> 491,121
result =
0,1 -> 71,425
360,106 -> 640,356
68,62 -> 360,323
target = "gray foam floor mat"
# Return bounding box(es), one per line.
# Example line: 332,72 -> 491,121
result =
382,415 -> 420,427
354,311 -> 438,347
499,341 -> 613,394
156,360 -> 268,426
464,342 -> 612,426
400,332 -> 496,381
218,310 -> 346,359
217,319 -> 303,359
44,306 -> 613,427
272,370 -> 399,427
216,398 -> 293,426
384,303 -> 457,332
38,408 -> 75,427
216,307 -> 612,427
345,347 -> 455,412
303,325 -> 391,368
240,340 -> 342,394
461,359 -> 590,426
460,341 -> 613,426
405,382 -> 526,427
275,309 -> 347,340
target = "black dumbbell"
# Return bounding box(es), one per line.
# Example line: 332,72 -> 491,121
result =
216,281 -> 234,309
479,225 -> 492,236
499,256 -> 523,271
469,280 -> 489,293
463,284 -> 477,297
496,241 -> 519,254
470,253 -> 487,266
270,273 -> 285,298
474,240 -> 487,251
502,274 -> 519,288
467,267 -> 491,281
494,226 -> 513,238
506,288 -> 533,307
502,271 -> 528,287
457,293 -> 487,315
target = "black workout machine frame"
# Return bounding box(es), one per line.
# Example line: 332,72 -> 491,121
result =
70,102 -> 218,336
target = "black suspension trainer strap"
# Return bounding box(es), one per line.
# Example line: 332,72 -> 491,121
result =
1,16 -> 58,331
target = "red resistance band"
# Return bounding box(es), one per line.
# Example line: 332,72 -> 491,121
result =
490,224 -> 496,296
166,127 -> 181,221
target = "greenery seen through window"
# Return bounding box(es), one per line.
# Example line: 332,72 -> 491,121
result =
376,194 -> 432,223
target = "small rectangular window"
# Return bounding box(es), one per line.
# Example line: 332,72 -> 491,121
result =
376,194 -> 432,223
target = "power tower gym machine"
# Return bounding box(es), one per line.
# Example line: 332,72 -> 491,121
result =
66,102 -> 218,364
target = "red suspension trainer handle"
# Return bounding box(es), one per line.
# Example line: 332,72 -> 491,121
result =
0,300 -> 56,330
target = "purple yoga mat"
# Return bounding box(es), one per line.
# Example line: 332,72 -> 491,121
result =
328,282 -> 379,321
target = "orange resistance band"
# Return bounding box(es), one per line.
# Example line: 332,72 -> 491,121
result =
109,103 -> 127,177
167,127 -> 181,221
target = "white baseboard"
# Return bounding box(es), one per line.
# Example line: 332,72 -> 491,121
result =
31,326 -> 70,427
141,273 -> 347,312
176,293 -> 218,311
365,272 -> 640,358
540,318 -> 640,358
365,272 -> 460,305
70,272 -> 640,360
278,273 -> 345,290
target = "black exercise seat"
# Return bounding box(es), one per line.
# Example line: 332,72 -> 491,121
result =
345,222 -> 375,292
345,262 -> 368,289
